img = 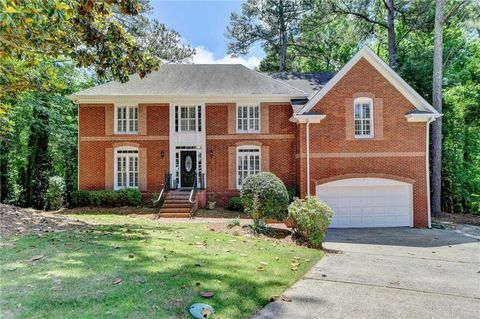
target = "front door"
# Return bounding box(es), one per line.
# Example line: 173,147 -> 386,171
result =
180,151 -> 196,188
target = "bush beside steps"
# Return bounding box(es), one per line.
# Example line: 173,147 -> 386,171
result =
71,189 -> 142,207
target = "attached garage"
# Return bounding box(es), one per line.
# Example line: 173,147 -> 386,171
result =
316,178 -> 413,228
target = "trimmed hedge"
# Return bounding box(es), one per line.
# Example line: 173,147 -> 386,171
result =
228,196 -> 243,211
71,189 -> 142,207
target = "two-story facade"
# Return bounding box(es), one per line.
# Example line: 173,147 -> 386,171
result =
69,47 -> 440,228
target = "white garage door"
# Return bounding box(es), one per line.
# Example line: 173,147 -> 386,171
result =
316,178 -> 413,228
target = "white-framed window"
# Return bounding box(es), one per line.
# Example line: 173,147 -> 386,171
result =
115,105 -> 138,134
354,98 -> 373,138
237,146 -> 261,189
237,105 -> 260,133
114,147 -> 139,189
180,106 -> 197,132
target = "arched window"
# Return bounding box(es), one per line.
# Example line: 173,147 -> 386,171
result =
237,145 -> 261,189
114,146 -> 139,189
354,97 -> 374,138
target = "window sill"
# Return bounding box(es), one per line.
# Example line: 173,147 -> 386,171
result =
354,135 -> 374,140
114,132 -> 139,135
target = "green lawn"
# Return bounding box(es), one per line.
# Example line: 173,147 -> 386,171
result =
0,214 -> 322,319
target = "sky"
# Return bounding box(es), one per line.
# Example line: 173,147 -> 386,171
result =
149,0 -> 264,68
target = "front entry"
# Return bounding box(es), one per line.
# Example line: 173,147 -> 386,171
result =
180,151 -> 197,188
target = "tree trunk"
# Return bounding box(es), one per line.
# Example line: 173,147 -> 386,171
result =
431,0 -> 445,215
278,0 -> 287,71
386,0 -> 397,68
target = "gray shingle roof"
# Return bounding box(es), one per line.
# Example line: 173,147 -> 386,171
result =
71,64 -> 307,97
268,72 -> 335,94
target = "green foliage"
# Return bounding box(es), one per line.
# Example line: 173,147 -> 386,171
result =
287,187 -> 298,203
228,196 -> 243,211
240,172 -> 289,223
227,217 -> 241,228
288,196 -> 334,248
45,176 -> 65,211
71,189 -> 142,207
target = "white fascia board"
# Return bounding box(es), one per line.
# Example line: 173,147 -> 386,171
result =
298,46 -> 439,115
290,114 -> 326,123
405,113 -> 443,122
69,94 -> 308,104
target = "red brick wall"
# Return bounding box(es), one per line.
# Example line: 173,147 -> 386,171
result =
205,103 -> 297,205
78,104 -> 169,193
298,57 -> 428,227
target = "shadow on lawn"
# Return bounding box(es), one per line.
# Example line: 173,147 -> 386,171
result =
1,222 -> 289,319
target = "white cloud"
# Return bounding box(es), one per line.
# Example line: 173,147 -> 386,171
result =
193,46 -> 261,69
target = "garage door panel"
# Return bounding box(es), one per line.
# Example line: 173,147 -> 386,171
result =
317,178 -> 412,228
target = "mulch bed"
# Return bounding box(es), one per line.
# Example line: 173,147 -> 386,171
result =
0,204 -> 90,237
433,212 -> 480,226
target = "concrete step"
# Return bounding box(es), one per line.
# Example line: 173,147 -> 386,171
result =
158,212 -> 191,218
159,207 -> 191,214
162,202 -> 192,208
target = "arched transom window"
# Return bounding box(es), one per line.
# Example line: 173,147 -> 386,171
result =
354,97 -> 374,138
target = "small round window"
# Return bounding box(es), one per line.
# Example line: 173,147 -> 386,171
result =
185,155 -> 193,172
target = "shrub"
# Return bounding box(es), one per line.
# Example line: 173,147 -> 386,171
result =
287,187 -> 298,203
288,196 -> 334,248
228,196 -> 243,211
45,176 -> 65,210
227,217 -> 241,229
71,189 -> 142,207
240,172 -> 289,227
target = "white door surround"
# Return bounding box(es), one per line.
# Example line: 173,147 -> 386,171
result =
316,177 -> 413,228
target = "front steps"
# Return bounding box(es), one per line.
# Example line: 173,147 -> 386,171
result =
158,191 -> 193,218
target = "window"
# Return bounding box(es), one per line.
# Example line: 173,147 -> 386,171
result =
237,105 -> 260,132
115,148 -> 138,189
116,105 -> 138,134
237,146 -> 261,188
354,98 -> 373,138
179,106 -> 197,132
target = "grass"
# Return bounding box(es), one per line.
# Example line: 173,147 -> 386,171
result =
0,214 -> 322,319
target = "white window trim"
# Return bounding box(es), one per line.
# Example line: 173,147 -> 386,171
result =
114,105 -> 139,134
354,97 -> 374,139
114,146 -> 139,190
179,105 -> 198,133
236,145 -> 261,189
236,105 -> 261,133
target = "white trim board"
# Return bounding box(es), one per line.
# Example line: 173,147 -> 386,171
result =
298,46 -> 439,115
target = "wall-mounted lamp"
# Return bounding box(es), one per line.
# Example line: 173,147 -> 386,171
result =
209,149 -> 213,157
161,150 -> 165,159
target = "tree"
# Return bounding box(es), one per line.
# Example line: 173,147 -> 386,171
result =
431,0 -> 445,214
325,0 -> 434,69
226,0 -> 308,71
114,1 -> 195,63
0,0 -> 159,83
431,0 -> 472,214
19,95 -> 53,209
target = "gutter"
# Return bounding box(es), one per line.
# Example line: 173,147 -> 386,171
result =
290,113 -> 326,197
426,116 -> 436,228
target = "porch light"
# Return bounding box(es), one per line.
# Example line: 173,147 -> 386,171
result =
161,150 -> 165,158
209,149 -> 213,157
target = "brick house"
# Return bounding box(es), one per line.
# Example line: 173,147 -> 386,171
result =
69,47 -> 440,228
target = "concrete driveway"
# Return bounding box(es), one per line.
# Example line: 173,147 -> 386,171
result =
253,227 -> 480,319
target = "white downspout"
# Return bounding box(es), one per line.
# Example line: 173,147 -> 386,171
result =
306,120 -> 311,196
426,116 -> 435,228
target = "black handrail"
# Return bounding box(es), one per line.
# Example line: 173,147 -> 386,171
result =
153,173 -> 171,206
189,170 -> 198,204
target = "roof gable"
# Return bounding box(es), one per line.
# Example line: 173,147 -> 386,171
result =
298,46 -> 438,115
